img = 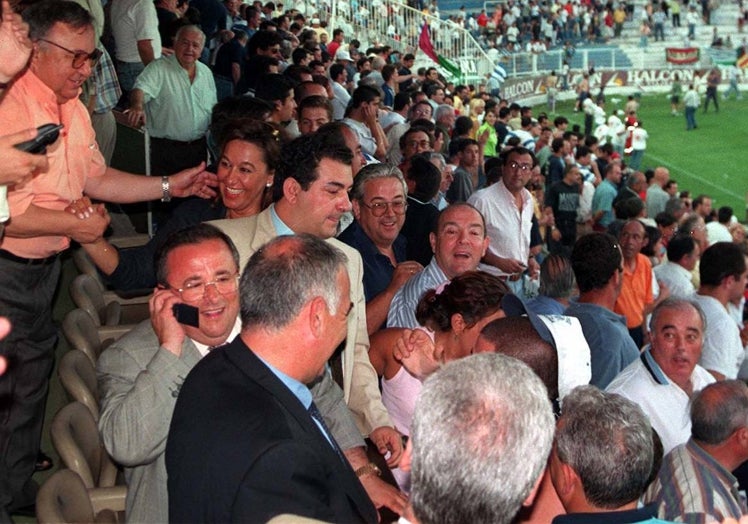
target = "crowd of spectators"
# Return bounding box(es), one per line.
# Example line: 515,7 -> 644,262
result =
2,0 -> 748,523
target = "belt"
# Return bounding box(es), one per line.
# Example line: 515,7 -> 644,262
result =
498,273 -> 523,282
150,136 -> 207,147
0,249 -> 59,266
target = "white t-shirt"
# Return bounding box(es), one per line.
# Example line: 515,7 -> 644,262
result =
111,0 -> 162,63
693,294 -> 744,379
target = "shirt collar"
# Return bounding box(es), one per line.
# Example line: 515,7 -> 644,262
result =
254,351 -> 313,409
686,438 -> 741,487
552,503 -> 659,524
192,318 -> 242,357
640,345 -> 669,385
269,204 -> 295,235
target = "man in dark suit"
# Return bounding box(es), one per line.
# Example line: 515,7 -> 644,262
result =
166,234 -> 378,523
98,224 -> 364,523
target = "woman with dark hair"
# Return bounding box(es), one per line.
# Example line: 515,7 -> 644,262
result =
73,119 -> 283,291
369,271 -> 509,489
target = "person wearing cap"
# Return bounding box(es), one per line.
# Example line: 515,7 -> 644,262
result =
335,46 -> 354,64
475,296 -> 591,524
566,233 -> 640,388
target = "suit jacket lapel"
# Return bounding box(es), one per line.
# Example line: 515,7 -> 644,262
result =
222,339 -> 377,523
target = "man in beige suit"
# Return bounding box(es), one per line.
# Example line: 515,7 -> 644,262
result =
211,133 -> 407,514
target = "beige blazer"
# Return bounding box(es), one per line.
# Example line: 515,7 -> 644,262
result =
210,208 -> 392,434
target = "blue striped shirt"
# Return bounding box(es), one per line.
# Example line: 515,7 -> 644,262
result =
645,438 -> 748,523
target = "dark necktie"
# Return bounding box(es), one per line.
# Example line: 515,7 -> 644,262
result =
308,401 -> 346,463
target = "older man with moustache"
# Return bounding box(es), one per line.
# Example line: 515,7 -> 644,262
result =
387,203 -> 489,329
210,133 -> 406,515
607,297 -> 716,453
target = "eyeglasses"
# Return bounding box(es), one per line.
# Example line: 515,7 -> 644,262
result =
360,200 -> 408,217
174,273 -> 239,302
507,160 -> 533,172
38,38 -> 102,69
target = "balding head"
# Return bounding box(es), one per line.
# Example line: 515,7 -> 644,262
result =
476,317 -> 558,401
654,167 -> 670,187
691,380 -> 748,446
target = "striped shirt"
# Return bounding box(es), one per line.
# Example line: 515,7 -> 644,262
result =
644,439 -> 748,523
387,258 -> 448,329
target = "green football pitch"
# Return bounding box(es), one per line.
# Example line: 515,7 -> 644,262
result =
543,93 -> 748,221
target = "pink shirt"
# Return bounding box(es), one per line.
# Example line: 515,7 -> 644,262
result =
0,69 -> 106,258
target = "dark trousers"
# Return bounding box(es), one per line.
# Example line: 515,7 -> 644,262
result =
150,136 -> 208,177
0,256 -> 60,512
704,87 -> 719,112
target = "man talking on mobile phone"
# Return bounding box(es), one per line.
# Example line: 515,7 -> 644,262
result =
97,224 -> 372,523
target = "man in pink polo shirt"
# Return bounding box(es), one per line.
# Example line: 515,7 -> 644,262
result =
0,1 -> 215,516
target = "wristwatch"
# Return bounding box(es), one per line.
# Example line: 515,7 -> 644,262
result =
354,462 -> 382,478
161,176 -> 171,202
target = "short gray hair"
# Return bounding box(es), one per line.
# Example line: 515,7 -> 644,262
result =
649,296 -> 706,333
239,234 -> 347,329
410,354 -> 554,524
691,380 -> 748,445
350,163 -> 407,201
556,386 -> 654,509
434,104 -> 455,122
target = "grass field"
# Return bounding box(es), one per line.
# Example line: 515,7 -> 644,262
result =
543,94 -> 748,220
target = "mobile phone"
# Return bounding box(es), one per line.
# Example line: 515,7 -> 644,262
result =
172,303 -> 199,328
14,123 -> 64,154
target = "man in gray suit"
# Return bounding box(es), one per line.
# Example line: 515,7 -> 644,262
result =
210,133 -> 407,513
97,224 -> 382,522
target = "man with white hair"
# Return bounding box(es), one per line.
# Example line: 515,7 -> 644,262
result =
607,297 -> 715,453
399,353 -> 555,524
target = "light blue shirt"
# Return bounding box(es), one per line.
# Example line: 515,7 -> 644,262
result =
269,204 -> 294,235
254,352 -> 336,448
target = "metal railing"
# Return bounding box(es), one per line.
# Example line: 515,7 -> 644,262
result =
316,0 -> 495,81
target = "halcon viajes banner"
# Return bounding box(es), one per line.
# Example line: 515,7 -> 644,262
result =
501,68 -> 714,102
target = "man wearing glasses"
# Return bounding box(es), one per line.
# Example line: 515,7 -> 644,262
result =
0,2 -> 215,516
97,224 -> 243,523
339,164 -> 423,335
468,146 -> 540,297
